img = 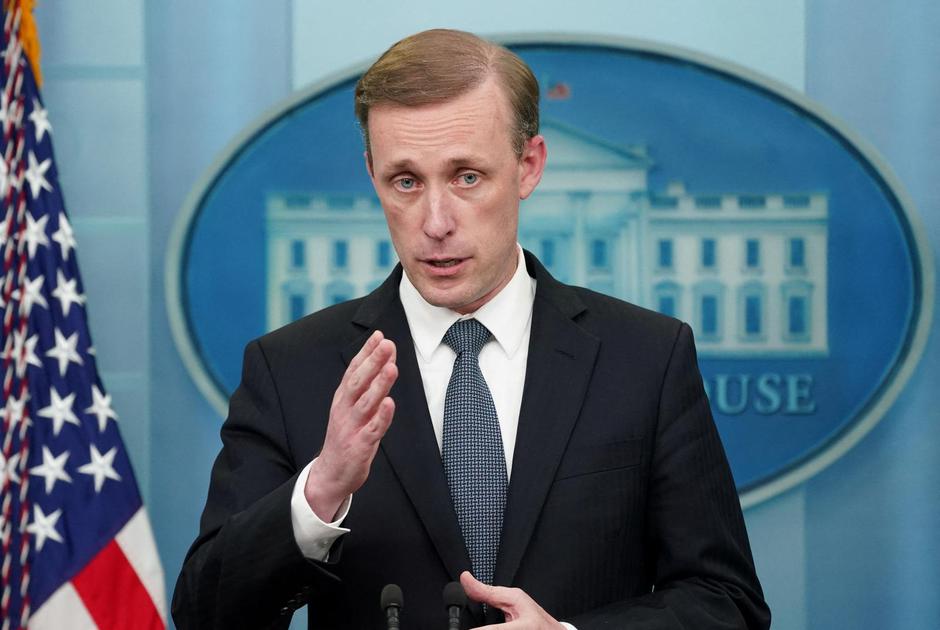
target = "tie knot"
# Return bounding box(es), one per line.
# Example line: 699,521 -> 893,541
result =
443,319 -> 492,356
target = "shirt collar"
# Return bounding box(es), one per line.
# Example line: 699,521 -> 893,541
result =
400,245 -> 536,360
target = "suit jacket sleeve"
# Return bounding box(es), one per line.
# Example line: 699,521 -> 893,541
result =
567,323 -> 770,629
171,339 -> 334,630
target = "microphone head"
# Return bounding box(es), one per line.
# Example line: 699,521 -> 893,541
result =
443,581 -> 467,609
380,583 -> 403,611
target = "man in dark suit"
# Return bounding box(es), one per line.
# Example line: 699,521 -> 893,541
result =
173,29 -> 770,629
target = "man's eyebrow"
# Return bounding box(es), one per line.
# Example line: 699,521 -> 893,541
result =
383,159 -> 417,174
379,155 -> 491,177
445,155 -> 488,168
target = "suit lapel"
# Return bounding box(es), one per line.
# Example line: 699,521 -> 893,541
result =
493,254 -> 600,588
342,269 -> 471,582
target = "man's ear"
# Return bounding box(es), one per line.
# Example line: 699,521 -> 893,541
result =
518,134 -> 547,200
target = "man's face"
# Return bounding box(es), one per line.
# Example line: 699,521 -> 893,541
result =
366,77 -> 546,314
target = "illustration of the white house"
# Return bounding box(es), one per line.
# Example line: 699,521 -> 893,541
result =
265,119 -> 828,357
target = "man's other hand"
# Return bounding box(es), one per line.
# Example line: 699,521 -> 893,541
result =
304,330 -> 398,521
461,571 -> 565,629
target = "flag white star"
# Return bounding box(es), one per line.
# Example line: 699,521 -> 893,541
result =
0,393 -> 29,430
28,98 -> 53,142
78,444 -> 122,492
22,211 -> 50,259
37,387 -> 81,436
26,504 -> 64,551
45,328 -> 83,376
85,385 -> 118,432
52,270 -> 85,316
16,273 -> 48,317
51,213 -> 76,261
30,447 -> 72,493
25,151 -> 53,199
11,328 -> 42,377
0,451 -> 21,486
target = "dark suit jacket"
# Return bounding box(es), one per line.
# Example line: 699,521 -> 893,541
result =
173,252 -> 770,629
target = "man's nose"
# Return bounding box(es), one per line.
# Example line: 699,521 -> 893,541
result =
422,188 -> 456,240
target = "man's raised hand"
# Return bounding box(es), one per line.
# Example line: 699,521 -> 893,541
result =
304,330 -> 398,521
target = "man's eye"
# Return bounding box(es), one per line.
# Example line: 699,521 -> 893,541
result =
396,177 -> 416,190
458,173 -> 479,186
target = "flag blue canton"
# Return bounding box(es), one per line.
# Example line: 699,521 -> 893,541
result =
0,8 -> 156,628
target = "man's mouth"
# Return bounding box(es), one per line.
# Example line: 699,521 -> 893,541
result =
427,258 -> 462,268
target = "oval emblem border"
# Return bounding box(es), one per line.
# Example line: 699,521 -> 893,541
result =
165,33 -> 935,509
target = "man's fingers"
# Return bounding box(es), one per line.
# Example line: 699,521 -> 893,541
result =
346,337 -> 392,390
346,330 -> 383,373
353,360 -> 398,419
462,571 -> 563,629
341,337 -> 396,404
364,397 -> 395,441
460,571 -> 518,610
460,571 -> 495,604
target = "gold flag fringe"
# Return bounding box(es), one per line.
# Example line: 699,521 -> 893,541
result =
4,0 -> 42,87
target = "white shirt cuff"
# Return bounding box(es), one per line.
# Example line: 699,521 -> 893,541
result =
290,459 -> 351,561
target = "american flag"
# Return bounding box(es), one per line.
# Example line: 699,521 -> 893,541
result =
0,3 -> 165,628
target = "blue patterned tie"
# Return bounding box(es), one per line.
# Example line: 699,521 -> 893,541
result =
441,319 -> 508,586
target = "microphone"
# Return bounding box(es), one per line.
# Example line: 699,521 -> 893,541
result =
443,581 -> 467,630
380,584 -> 403,630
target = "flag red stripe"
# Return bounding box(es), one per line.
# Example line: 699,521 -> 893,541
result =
71,539 -> 163,630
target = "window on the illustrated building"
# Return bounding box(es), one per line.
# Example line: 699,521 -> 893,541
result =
591,239 -> 608,268
658,239 -> 673,269
655,281 -> 680,318
332,240 -> 348,269
659,295 -> 676,318
701,238 -> 716,269
376,240 -> 392,268
788,237 -> 805,270
289,294 -> 306,320
782,280 -> 813,343
290,240 -> 305,269
701,295 -> 718,335
745,239 -> 760,269
788,295 -> 807,335
745,294 -> 762,335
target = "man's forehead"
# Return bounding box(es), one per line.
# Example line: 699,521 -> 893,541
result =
368,84 -> 516,169
368,78 -> 512,131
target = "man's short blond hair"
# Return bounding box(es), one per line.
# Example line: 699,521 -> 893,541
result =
354,29 -> 540,157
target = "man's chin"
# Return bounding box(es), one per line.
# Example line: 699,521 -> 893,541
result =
419,288 -> 470,311
411,280 -> 476,312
